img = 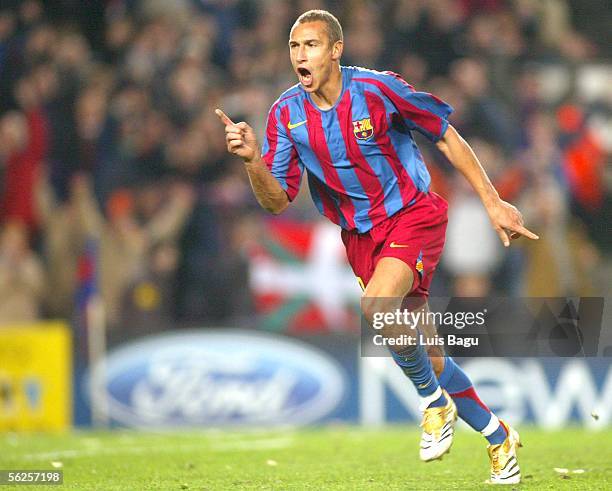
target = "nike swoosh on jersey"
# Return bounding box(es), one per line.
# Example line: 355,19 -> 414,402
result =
389,242 -> 411,248
287,120 -> 307,129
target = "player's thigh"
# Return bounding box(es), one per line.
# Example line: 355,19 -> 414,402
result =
361,257 -> 414,322
365,256 -> 414,298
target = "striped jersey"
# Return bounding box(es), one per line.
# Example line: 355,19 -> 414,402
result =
261,66 -> 453,233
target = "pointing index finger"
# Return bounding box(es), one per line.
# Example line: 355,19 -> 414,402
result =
215,108 -> 235,126
512,224 -> 540,241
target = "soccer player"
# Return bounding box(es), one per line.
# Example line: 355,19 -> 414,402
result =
216,9 -> 537,485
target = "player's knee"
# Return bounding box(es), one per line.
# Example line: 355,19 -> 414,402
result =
360,294 -> 397,327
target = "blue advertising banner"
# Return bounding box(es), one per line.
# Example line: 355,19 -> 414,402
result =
78,329 -> 612,429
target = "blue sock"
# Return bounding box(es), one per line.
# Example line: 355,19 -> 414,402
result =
487,424 -> 509,445
391,343 -> 447,409
438,356 -> 507,444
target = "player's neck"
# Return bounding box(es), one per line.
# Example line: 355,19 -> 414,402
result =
310,65 -> 342,110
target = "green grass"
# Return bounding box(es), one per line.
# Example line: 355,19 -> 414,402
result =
1,427 -> 611,490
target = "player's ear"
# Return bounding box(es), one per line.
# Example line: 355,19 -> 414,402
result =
331,40 -> 343,61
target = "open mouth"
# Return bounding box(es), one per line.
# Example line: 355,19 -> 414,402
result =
297,67 -> 313,87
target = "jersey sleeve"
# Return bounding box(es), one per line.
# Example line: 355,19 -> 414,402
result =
261,102 -> 303,201
378,71 -> 453,143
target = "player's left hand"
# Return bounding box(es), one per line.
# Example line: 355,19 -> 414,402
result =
486,199 -> 539,247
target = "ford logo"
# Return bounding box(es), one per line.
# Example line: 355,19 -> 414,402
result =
88,330 -> 346,427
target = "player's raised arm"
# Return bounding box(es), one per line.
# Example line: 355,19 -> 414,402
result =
435,124 -> 539,247
215,109 -> 289,215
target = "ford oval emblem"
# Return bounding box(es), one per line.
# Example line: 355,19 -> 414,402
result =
87,330 -> 346,427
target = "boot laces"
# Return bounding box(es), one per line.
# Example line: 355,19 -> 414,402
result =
421,406 -> 446,435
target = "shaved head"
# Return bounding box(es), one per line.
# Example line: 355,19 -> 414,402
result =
292,9 -> 343,46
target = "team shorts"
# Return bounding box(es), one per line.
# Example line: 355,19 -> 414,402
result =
341,191 -> 448,298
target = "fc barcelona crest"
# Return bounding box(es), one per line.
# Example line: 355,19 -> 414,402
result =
415,250 -> 424,276
353,118 -> 374,140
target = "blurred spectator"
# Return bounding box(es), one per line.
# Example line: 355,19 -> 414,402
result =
0,220 -> 45,324
518,109 -> 602,296
0,101 -> 47,231
450,58 -> 518,155
0,0 -> 609,331
35,170 -> 84,319
442,174 -> 503,297
71,176 -> 195,330
557,103 -> 606,213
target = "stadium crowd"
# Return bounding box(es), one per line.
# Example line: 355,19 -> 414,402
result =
0,0 -> 610,332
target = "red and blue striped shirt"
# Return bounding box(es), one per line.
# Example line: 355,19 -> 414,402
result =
262,66 -> 453,233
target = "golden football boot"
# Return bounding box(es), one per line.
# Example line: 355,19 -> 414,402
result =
419,389 -> 458,461
487,421 -> 522,484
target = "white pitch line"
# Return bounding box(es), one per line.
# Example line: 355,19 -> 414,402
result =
210,437 -> 294,451
21,437 -> 294,461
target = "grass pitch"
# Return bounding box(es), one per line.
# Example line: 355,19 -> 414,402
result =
1,427 -> 611,490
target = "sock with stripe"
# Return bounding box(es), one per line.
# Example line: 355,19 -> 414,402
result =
438,356 -> 507,445
391,342 -> 447,410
